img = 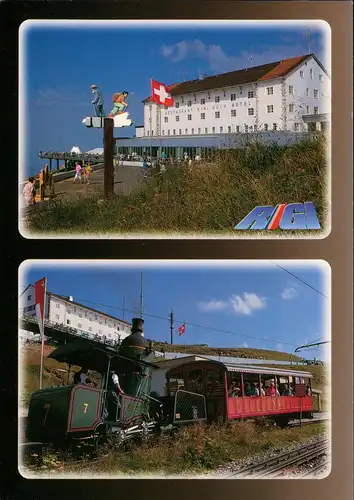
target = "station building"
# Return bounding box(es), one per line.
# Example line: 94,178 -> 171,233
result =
19,285 -> 132,344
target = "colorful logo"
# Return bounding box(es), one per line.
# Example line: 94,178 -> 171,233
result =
234,202 -> 321,230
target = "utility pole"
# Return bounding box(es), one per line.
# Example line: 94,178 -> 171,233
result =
122,295 -> 125,320
307,29 -> 311,54
169,310 -> 174,345
140,271 -> 144,320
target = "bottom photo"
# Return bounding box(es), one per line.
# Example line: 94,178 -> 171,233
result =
18,260 -> 331,479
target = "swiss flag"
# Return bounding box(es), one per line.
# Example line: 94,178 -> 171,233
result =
151,79 -> 174,107
178,323 -> 186,336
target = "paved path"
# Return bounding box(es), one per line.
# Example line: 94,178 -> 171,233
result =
53,165 -> 143,201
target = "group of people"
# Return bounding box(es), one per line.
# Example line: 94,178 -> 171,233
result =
228,379 -> 309,398
91,84 -> 129,119
72,162 -> 93,184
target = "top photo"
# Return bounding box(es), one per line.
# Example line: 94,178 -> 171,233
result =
18,20 -> 331,239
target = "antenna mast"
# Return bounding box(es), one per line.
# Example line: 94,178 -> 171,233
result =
140,270 -> 144,319
307,29 -> 311,54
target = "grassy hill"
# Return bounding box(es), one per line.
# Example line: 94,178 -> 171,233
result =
153,342 -> 304,362
25,135 -> 327,235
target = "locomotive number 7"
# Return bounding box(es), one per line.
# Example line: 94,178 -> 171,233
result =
43,403 -> 51,426
83,403 -> 89,414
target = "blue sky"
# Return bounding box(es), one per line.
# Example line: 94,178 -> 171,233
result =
19,261 -> 330,360
21,21 -> 327,177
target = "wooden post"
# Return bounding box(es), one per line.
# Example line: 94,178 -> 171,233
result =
56,159 -> 59,171
104,118 -> 114,200
300,396 -> 303,427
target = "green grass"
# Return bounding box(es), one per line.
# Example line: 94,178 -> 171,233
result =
25,135 -> 328,235
25,421 -> 327,476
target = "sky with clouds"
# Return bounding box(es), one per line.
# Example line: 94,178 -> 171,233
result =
21,21 -> 328,176
20,261 -> 330,359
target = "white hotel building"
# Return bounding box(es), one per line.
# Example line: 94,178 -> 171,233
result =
19,285 -> 132,344
142,53 -> 330,138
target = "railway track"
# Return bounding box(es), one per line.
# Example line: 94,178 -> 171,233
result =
227,438 -> 330,478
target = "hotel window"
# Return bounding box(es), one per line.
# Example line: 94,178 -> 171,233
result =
254,124 -> 257,131
212,127 -> 215,133
200,98 -> 205,105
151,131 -> 154,136
55,314 -> 59,320
249,126 -> 253,132
220,126 -> 223,133
266,87 -> 274,95
300,70 -> 304,78
205,127 -> 208,133
267,105 -> 274,113
264,124 -> 268,131
228,126 -> 231,133
191,128 -> 194,134
310,68 -> 313,79
236,125 -> 240,133
164,117 -> 168,123
78,323 -> 82,328
175,102 -> 180,108
73,307 -> 76,312
147,130 -> 149,136
215,111 -> 220,118
230,93 -> 236,101
306,88 -> 310,97
273,123 -> 277,131
201,113 -> 205,120
89,327 -> 92,332
67,319 -> 71,325
168,130 -> 170,135
173,129 -> 176,135
79,312 -> 83,318
56,303 -> 60,309
185,128 -> 188,134
187,100 -> 192,107
314,106 -> 319,114
244,124 -> 248,133
289,104 -> 294,113
215,96 -> 220,103
306,105 -> 310,114
294,123 -> 300,131
176,116 -> 179,122
27,295 -> 31,301
288,85 -> 294,95
162,130 -> 165,135
67,309 -> 72,314
314,89 -> 319,98
319,74 -> 323,82
198,128 -> 201,134
187,114 -> 192,120
231,109 -> 236,117
179,129 -> 182,135
248,108 -> 254,116
248,90 -> 254,98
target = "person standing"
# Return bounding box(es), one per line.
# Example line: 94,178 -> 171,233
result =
85,163 -> 92,184
91,84 -> 105,117
23,177 -> 36,206
73,162 -> 82,184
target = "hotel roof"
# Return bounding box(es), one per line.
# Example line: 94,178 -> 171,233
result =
143,54 -> 328,102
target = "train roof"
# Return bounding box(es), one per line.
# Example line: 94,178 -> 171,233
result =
166,358 -> 313,378
48,340 -> 161,374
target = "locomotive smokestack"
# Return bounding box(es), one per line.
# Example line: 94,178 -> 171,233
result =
131,317 -> 144,336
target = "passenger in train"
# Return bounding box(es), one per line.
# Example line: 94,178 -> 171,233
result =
306,384 -> 312,396
228,381 -> 240,397
249,382 -> 259,396
259,383 -> 266,396
282,384 -> 294,396
73,367 -> 88,385
266,380 -> 280,396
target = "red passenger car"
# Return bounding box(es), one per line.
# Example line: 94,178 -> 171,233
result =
166,360 -> 314,427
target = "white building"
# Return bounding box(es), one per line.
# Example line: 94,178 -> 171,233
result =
19,285 -> 132,343
143,54 -> 330,137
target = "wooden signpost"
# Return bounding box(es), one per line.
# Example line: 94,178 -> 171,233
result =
103,118 -> 114,200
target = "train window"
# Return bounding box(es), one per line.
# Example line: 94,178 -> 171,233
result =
168,373 -> 184,395
206,369 -> 224,396
185,369 -> 203,394
260,374 -> 279,396
228,372 -> 241,397
243,373 -> 261,396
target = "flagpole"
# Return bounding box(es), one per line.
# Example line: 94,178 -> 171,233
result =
39,278 -> 47,389
149,77 -> 152,161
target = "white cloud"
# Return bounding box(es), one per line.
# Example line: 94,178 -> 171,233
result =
230,292 -> 266,315
34,87 -> 89,108
241,342 -> 248,348
160,39 -> 318,73
281,287 -> 298,300
199,292 -> 266,316
198,300 -> 228,312
276,343 -> 284,352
